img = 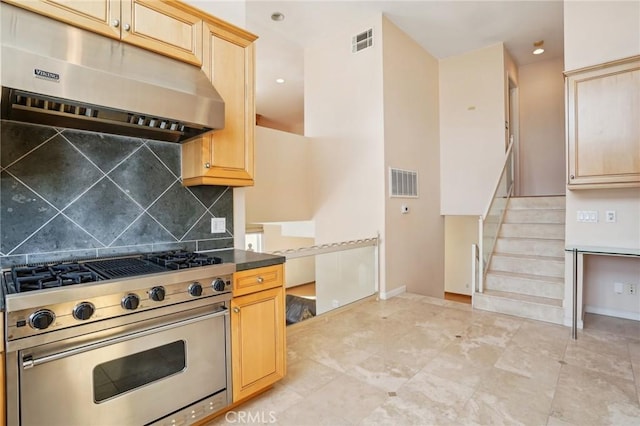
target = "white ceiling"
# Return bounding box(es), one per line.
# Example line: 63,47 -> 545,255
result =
203,1 -> 565,133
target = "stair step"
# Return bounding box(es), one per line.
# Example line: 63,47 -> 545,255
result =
504,208 -> 565,224
495,237 -> 565,257
507,196 -> 566,210
489,253 -> 564,278
484,271 -> 564,299
473,290 -> 564,325
499,223 -> 565,239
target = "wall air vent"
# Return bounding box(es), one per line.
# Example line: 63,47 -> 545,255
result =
352,28 -> 373,53
389,168 -> 418,198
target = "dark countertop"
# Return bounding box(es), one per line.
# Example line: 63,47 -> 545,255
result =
214,249 -> 285,271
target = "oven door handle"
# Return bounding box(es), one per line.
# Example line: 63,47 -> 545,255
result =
21,308 -> 228,369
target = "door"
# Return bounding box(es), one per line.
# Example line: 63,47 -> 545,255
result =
231,286 -> 285,401
19,312 -> 227,425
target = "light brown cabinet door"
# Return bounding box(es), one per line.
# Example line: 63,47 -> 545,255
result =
2,0 -> 120,38
231,286 -> 286,402
121,0 -> 202,66
3,0 -> 202,65
566,56 -> 640,189
181,22 -> 257,187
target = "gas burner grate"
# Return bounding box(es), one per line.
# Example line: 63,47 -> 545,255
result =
144,250 -> 222,270
84,258 -> 166,280
9,263 -> 101,293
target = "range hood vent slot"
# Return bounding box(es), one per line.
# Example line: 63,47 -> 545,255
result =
2,88 -> 207,143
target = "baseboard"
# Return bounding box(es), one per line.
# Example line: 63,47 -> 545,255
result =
380,285 -> 406,300
584,305 -> 640,321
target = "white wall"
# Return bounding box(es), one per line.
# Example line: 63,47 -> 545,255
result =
381,17 -> 444,298
244,126 -> 312,224
304,16 -> 385,246
182,0 -> 246,27
518,57 -> 566,196
444,216 -> 478,295
584,255 -> 640,320
564,1 -> 640,71
439,43 -> 508,215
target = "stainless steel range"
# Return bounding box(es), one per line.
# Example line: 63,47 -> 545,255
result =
2,250 -> 234,426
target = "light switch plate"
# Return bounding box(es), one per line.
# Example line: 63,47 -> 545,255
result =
211,217 -> 226,234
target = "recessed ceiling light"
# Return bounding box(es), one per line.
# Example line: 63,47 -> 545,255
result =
271,12 -> 285,22
275,78 -> 285,84
532,40 -> 545,55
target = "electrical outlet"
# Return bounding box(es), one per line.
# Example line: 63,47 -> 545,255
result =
605,210 -> 616,223
210,217 -> 226,234
629,284 -> 636,295
332,299 -> 340,308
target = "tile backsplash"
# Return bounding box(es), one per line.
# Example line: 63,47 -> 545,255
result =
0,120 -> 233,266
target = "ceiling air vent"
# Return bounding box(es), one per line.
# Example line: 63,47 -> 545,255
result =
390,168 -> 418,198
352,28 -> 373,53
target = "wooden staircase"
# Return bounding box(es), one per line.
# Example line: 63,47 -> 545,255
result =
473,196 -> 566,324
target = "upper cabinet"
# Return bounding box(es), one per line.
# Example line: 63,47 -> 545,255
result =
181,20 -> 257,187
566,56 -> 640,189
2,0 -> 203,65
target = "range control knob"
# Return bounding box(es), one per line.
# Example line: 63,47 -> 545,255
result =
188,282 -> 203,297
149,286 -> 166,302
121,293 -> 140,310
29,309 -> 56,330
73,302 -> 95,320
212,278 -> 226,292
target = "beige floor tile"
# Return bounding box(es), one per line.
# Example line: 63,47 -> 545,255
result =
564,343 -> 635,381
584,313 -> 640,340
279,358 -> 341,396
280,374 -> 388,425
421,346 -> 501,390
495,344 -> 562,387
346,353 -> 417,392
459,390 -> 550,426
509,320 -> 570,359
399,368 -> 476,408
478,367 -> 556,416
360,389 -> 460,426
550,363 -> 640,425
376,328 -> 448,371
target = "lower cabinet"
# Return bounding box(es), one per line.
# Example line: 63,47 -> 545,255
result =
230,266 -> 286,402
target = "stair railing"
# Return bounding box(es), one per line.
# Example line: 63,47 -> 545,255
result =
474,141 -> 515,294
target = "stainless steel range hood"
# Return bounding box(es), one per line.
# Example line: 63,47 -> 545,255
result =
0,3 -> 224,143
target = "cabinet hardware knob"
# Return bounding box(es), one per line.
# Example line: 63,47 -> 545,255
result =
124,23 -> 131,31
233,307 -> 240,313
257,277 -> 264,283
570,175 -> 575,179
204,162 -> 211,169
112,19 -> 120,28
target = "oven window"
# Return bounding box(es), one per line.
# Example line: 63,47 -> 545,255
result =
93,340 -> 186,403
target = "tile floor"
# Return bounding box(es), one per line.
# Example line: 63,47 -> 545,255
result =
208,293 -> 640,425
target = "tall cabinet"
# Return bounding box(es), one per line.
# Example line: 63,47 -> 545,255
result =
182,20 -> 257,187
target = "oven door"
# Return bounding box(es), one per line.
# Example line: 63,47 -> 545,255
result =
18,308 -> 229,426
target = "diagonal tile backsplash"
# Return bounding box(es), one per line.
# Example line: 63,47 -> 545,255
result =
0,120 -> 234,266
